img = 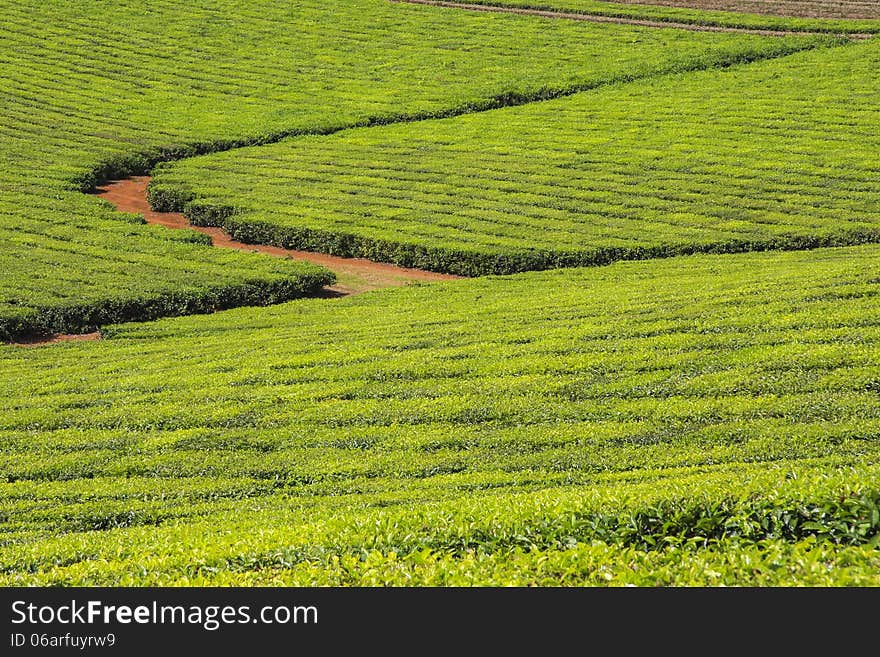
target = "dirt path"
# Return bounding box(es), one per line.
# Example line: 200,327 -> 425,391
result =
97,176 -> 459,297
11,176 -> 458,347
392,0 -> 875,37
10,332 -> 102,348
599,0 -> 880,20
16,2 -> 863,350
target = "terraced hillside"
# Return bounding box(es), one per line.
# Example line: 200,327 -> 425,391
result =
2,246 -> 879,584
150,39 -> 880,275
0,0 -> 814,340
2,0 -> 879,587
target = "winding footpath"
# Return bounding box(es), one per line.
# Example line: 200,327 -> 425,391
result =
12,332 -> 102,347
391,0 -> 875,38
96,177 -> 459,296
11,177 -> 458,347
12,1 -> 872,348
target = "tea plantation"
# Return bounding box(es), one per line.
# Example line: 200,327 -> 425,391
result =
1,0 -> 877,585
150,39 -> 880,275
0,0 -> 811,339
2,246 -> 879,584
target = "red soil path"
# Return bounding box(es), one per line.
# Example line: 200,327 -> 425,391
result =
392,0 -> 875,36
606,0 -> 880,20
11,176 -> 458,347
96,177 -> 458,297
11,332 -> 102,348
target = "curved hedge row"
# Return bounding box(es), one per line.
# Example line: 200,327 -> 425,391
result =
148,40 -> 880,277
2,0 -> 817,338
460,0 -> 880,32
1,268 -> 334,342
148,188 -> 880,276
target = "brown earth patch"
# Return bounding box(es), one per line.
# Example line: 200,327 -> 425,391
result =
392,0 -> 875,35
603,0 -> 880,20
10,175 -> 460,347
96,176 -> 459,298
11,332 -> 102,348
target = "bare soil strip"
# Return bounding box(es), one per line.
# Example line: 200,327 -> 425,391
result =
10,177 -> 458,347
606,0 -> 880,20
392,0 -> 875,37
96,176 -> 458,298
10,332 -> 102,348
16,0 -> 863,350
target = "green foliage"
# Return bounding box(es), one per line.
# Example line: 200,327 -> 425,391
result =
463,0 -> 880,33
151,40 -> 880,275
0,0 -> 816,336
2,246 -> 880,583
0,230 -> 334,341
3,0 -> 878,587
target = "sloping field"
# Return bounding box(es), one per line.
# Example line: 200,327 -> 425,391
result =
2,246 -> 879,584
0,0 -> 816,340
149,40 -> 880,275
3,0 -> 878,588
605,0 -> 880,18
0,190 -> 334,340
458,0 -> 880,31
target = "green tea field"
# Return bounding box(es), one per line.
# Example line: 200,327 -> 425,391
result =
1,0 -> 878,586
456,0 -> 880,32
150,40 -> 880,275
